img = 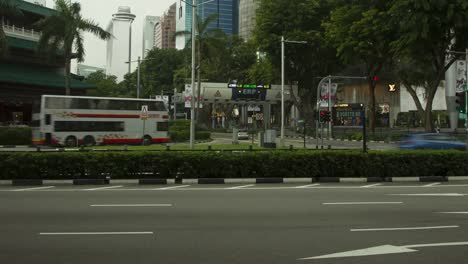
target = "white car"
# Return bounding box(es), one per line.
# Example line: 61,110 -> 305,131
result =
237,130 -> 249,140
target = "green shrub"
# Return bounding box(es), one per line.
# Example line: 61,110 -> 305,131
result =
0,127 -> 32,145
1,150 -> 468,180
169,120 -> 211,142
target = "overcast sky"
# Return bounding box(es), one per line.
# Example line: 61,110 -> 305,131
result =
46,0 -> 176,70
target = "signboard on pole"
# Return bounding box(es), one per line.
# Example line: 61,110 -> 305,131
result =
456,60 -> 467,93
140,105 -> 148,120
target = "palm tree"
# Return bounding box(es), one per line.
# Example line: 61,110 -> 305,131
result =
35,0 -> 110,95
0,0 -> 23,56
174,13 -> 224,120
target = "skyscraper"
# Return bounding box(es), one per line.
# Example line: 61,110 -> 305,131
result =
175,0 -> 239,50
142,16 -> 160,58
239,0 -> 259,41
154,3 -> 176,49
105,6 -> 136,81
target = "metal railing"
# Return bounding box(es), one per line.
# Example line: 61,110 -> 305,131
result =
2,24 -> 41,41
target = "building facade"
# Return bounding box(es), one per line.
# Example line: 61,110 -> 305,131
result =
154,3 -> 176,49
238,0 -> 259,41
0,0 -> 91,126
175,0 -> 239,50
142,16 -> 159,58
105,6 -> 136,81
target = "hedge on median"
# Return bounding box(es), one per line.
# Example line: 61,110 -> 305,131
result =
1,150 -> 468,180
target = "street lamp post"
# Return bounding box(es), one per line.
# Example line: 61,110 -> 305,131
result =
280,36 -> 307,146
126,56 -> 155,98
180,0 -> 214,149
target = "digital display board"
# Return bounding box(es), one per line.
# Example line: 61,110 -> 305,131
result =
232,88 -> 267,100
228,84 -> 271,89
332,103 -> 364,127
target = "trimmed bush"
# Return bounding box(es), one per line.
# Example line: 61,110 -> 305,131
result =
169,120 -> 211,142
1,150 -> 468,180
0,127 -> 32,145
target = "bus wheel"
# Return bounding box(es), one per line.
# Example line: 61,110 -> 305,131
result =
83,136 -> 96,147
65,136 -> 77,147
142,135 -> 152,146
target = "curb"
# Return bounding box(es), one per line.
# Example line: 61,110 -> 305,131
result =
3,176 -> 468,186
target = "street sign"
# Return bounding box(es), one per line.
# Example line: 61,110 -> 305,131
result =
459,113 -> 467,119
140,105 -> 148,120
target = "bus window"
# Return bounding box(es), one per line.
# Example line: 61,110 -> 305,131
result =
157,122 -> 169,132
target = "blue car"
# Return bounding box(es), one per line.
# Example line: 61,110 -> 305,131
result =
399,133 -> 466,150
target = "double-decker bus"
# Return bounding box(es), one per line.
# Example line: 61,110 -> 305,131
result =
32,95 -> 171,147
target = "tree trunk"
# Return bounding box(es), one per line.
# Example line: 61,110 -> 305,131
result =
64,57 -> 71,95
368,80 -> 376,133
196,39 -> 201,122
424,97 -> 434,132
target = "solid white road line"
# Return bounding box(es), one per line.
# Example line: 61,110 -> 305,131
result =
361,183 -> 382,188
423,183 -> 441,187
157,185 -> 190,190
439,212 -> 468,214
39,232 -> 153,236
225,184 -> 255,190
90,204 -> 172,207
294,184 -> 321,188
350,225 -> 459,232
12,186 -> 55,192
389,193 -> 465,197
84,185 -> 123,191
323,202 -> 403,205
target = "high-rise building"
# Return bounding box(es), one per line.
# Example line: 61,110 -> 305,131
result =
105,6 -> 136,81
175,1 -> 191,50
142,16 -> 160,58
154,3 -> 176,49
239,0 -> 259,41
175,0 -> 239,50
77,64 -> 105,78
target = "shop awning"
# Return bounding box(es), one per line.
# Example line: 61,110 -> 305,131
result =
0,63 -> 94,89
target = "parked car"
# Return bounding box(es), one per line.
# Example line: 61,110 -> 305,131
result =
237,129 -> 249,140
399,133 -> 466,150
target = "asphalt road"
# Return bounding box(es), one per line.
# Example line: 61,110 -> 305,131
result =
1,182 -> 468,264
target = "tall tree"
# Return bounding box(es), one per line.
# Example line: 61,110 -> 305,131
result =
255,0 -> 340,124
0,0 -> 23,56
35,0 -> 110,95
85,70 -> 121,97
324,0 -> 397,132
389,0 -> 468,132
140,47 -> 184,97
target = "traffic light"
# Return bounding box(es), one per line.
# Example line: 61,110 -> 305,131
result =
456,92 -> 466,113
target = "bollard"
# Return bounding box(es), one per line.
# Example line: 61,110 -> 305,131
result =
289,145 -> 293,150
208,145 -> 212,151
166,144 -> 170,151
123,145 -> 128,151
80,145 -> 84,152
36,146 -> 41,152
249,145 -> 253,151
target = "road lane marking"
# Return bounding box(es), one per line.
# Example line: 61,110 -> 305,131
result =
90,204 -> 172,207
39,232 -> 154,236
226,184 -> 255,189
84,185 -> 123,191
360,183 -> 382,188
299,241 -> 468,260
294,184 -> 321,188
156,185 -> 190,190
350,225 -> 459,232
389,193 -> 465,197
423,183 -> 441,187
12,186 -> 55,192
323,202 -> 403,205
439,212 -> 468,214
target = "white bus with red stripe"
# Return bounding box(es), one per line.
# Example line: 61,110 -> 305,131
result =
33,95 -> 171,147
